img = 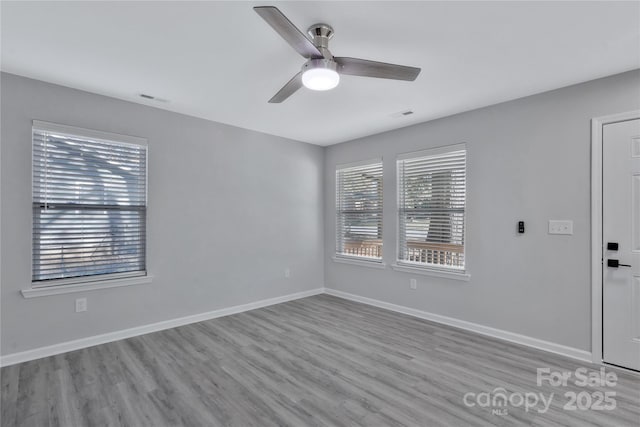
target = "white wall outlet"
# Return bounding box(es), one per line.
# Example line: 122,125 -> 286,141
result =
410,279 -> 417,290
284,268 -> 290,279
548,220 -> 573,235
75,298 -> 87,313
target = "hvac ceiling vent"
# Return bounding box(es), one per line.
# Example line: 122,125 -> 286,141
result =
139,94 -> 169,103
391,110 -> 414,118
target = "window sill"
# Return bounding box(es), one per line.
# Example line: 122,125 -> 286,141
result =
21,274 -> 153,298
332,256 -> 387,269
391,263 -> 470,281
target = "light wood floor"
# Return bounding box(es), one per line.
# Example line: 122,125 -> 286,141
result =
2,294 -> 639,426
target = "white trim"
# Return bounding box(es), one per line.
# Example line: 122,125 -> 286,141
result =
396,142 -> 466,161
391,263 -> 470,281
1,287 -> 324,367
335,157 -> 383,171
32,120 -> 147,147
4,286 -> 596,367
22,274 -> 153,298
332,255 -> 387,269
591,110 -> 640,365
325,288 -> 592,363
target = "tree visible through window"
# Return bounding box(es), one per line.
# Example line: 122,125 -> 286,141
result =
397,146 -> 466,270
32,122 -> 147,285
336,161 -> 383,260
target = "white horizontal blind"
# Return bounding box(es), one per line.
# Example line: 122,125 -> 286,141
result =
398,147 -> 466,270
336,161 -> 383,260
32,124 -> 147,284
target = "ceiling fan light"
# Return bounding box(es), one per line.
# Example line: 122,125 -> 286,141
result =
301,59 -> 340,91
302,68 -> 340,91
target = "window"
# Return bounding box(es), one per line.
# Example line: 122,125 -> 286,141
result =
32,121 -> 147,286
336,160 -> 383,261
397,144 -> 466,271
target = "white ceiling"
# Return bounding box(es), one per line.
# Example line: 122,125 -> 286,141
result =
2,1 -> 639,146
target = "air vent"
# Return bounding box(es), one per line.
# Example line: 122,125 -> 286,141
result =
139,94 -> 169,103
391,110 -> 415,118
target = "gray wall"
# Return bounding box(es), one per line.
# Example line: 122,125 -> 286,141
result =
324,70 -> 640,352
1,73 -> 325,355
3,70 -> 639,357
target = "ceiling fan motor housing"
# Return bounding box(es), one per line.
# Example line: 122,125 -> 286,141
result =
307,24 -> 334,50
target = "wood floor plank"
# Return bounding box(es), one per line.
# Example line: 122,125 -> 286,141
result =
2,294 -> 639,426
1,364 -> 19,426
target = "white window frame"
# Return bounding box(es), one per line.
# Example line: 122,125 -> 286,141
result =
333,158 -> 386,268
22,121 -> 152,298
392,144 -> 470,281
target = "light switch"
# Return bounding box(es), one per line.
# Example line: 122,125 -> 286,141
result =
548,220 -> 573,235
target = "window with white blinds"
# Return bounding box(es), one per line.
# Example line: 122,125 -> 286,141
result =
32,121 -> 147,285
336,160 -> 383,261
397,145 -> 466,270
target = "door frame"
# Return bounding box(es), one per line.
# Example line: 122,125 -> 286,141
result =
591,109 -> 640,364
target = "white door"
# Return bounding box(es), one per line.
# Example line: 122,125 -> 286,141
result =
603,118 -> 640,371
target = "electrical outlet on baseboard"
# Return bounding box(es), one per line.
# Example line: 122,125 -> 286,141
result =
284,268 -> 290,279
410,279 -> 417,290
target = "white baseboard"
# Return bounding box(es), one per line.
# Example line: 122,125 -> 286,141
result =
0,287 -> 324,367
2,286 -> 593,367
324,288 -> 592,363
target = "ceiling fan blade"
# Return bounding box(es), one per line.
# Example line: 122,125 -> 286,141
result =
254,6 -> 323,59
268,72 -> 303,103
334,57 -> 421,81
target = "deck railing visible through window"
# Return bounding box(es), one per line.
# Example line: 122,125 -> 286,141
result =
342,240 -> 464,267
397,145 -> 467,271
32,121 -> 148,285
336,160 -> 383,261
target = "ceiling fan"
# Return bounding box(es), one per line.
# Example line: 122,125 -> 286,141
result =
254,6 -> 421,103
